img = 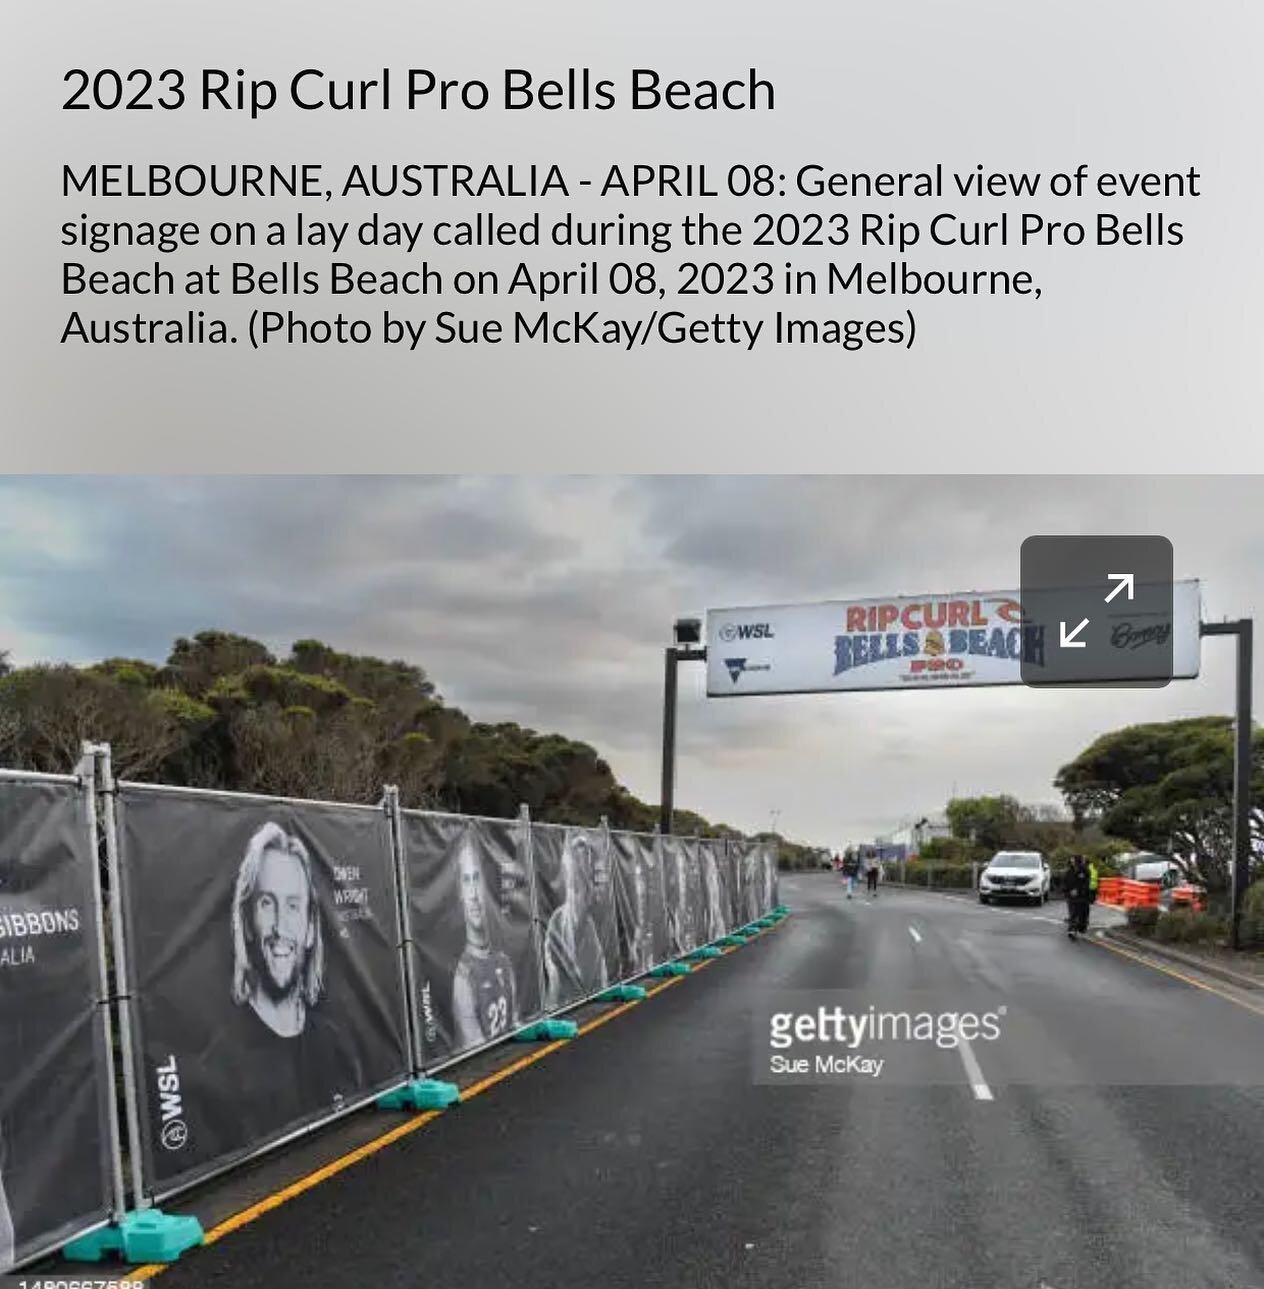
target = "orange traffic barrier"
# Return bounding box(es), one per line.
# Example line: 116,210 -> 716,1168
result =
1097,876 -> 1124,906
1121,879 -> 1161,908
1169,885 -> 1207,912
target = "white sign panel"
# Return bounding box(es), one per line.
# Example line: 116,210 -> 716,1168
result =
705,581 -> 1202,696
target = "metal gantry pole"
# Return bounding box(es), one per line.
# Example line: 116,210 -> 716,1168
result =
660,643 -> 707,837
1200,619 -> 1255,949
660,648 -> 678,837
1231,621 -> 1254,949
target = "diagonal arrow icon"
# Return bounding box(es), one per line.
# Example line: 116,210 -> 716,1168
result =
1105,572 -> 1134,603
1060,618 -> 1089,648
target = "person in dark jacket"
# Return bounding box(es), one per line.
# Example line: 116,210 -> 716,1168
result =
842,851 -> 861,899
1064,855 -> 1093,939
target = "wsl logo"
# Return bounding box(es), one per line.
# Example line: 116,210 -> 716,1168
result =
156,1054 -> 189,1151
719,622 -> 776,643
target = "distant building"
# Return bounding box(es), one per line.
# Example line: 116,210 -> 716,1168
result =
881,816 -> 951,854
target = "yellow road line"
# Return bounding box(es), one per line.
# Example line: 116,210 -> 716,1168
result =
121,921 -> 786,1282
1091,936 -> 1264,1018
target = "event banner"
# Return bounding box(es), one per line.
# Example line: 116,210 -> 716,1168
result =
531,824 -> 617,1011
724,841 -> 749,929
663,837 -> 706,956
758,845 -> 778,918
706,581 -> 1202,695
738,842 -> 778,922
610,832 -> 662,977
0,775 -> 114,1269
117,787 -> 411,1195
698,840 -> 732,942
401,813 -> 540,1067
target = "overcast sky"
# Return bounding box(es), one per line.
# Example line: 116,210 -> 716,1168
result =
0,475 -> 1258,847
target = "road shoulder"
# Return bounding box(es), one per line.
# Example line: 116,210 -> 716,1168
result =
1099,928 -> 1264,993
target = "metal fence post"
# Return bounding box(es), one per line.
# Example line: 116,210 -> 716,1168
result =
89,742 -> 148,1211
383,785 -> 424,1076
520,804 -> 550,1016
78,744 -> 128,1226
598,815 -> 621,984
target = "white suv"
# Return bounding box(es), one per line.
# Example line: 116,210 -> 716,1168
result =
979,851 -> 1050,906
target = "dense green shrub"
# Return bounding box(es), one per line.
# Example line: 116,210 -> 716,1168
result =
1240,880 -> 1264,949
1154,908 -> 1228,945
1126,906 -> 1159,936
898,861 -> 975,890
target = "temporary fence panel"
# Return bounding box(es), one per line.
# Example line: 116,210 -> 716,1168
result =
719,840 -> 744,931
697,839 -> 731,942
762,843 -> 780,913
400,812 -> 541,1070
662,836 -> 710,955
0,772 -> 117,1269
609,831 -> 661,978
594,825 -> 621,987
114,784 -> 411,1199
530,823 -> 617,1012
736,841 -> 763,922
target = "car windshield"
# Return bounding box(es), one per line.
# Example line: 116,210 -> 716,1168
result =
990,854 -> 1040,869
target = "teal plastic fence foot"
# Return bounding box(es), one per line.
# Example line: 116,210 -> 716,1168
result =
64,1210 -> 204,1265
650,961 -> 691,977
737,925 -> 762,937
377,1079 -> 461,1112
686,946 -> 723,960
599,983 -> 647,1002
717,934 -> 746,947
774,904 -> 790,915
755,917 -> 777,928
62,1227 -> 122,1263
513,1018 -> 579,1041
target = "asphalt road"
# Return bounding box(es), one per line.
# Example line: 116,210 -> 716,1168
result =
154,873 -> 1264,1289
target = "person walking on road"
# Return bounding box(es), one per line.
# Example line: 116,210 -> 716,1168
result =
842,851 -> 861,899
865,853 -> 880,897
1065,854 -> 1092,939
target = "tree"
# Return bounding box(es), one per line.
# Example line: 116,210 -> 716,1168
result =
0,665 -> 191,777
1055,717 -> 1264,895
945,795 -> 1026,852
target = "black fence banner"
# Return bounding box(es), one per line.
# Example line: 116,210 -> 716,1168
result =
698,840 -> 730,941
732,841 -> 754,922
531,824 -> 615,1011
735,842 -> 778,921
0,775 -> 113,1269
764,844 -> 780,911
610,832 -> 659,977
116,787 -> 410,1196
662,837 -> 703,956
401,813 -> 539,1067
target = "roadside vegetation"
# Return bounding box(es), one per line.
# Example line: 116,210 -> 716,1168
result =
0,633 -> 820,865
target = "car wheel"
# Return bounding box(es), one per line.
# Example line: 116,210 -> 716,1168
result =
979,894 -> 989,905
